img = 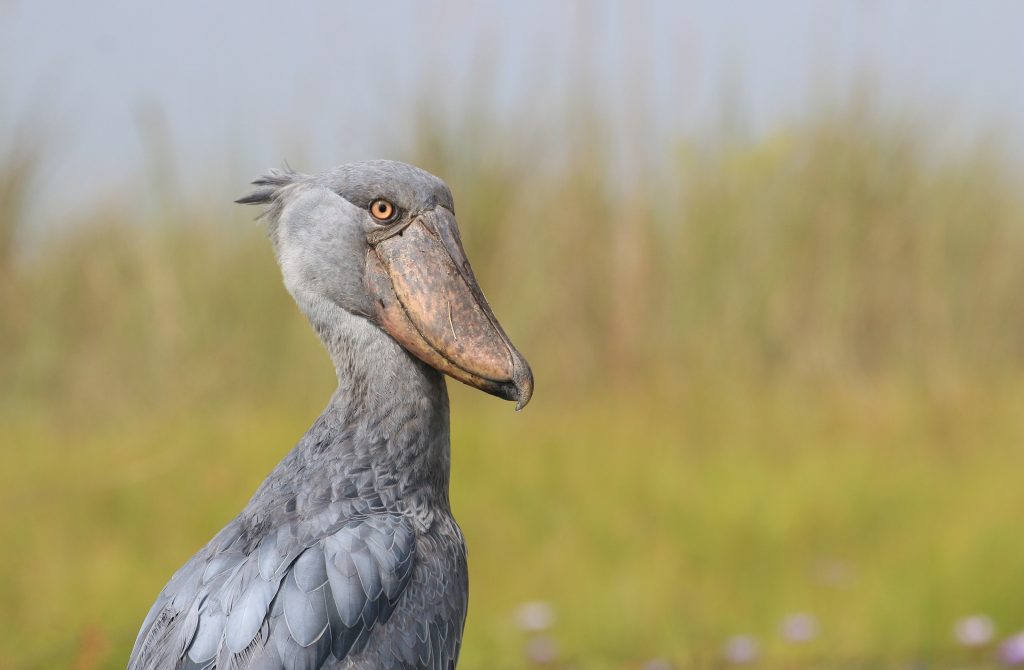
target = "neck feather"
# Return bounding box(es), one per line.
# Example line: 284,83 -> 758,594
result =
296,290 -> 452,499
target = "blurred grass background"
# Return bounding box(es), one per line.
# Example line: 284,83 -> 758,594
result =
2,93 -> 1024,670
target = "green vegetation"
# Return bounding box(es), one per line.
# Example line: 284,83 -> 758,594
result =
2,105 -> 1023,668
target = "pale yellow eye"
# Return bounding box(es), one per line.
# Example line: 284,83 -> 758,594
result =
370,199 -> 395,222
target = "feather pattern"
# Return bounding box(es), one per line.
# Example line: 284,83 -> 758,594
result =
129,163 -> 485,669
130,494 -> 464,669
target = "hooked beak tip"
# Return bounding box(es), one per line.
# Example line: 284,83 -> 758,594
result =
511,358 -> 534,412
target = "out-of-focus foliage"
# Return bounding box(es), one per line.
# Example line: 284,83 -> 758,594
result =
2,103 -> 1024,669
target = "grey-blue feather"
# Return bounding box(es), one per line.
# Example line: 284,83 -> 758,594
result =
129,498 -> 459,669
130,162 -> 474,669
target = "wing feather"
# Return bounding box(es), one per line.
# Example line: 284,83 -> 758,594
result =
223,560 -> 281,653
186,606 -> 224,664
281,572 -> 330,647
131,507 -> 418,670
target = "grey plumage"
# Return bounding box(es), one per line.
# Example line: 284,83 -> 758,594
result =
128,161 -> 516,670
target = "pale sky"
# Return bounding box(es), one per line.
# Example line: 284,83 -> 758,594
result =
2,1 -> 1023,226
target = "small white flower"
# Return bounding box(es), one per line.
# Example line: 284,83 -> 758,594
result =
955,614 -> 995,647
724,635 -> 759,664
514,600 -> 556,632
780,612 -> 819,643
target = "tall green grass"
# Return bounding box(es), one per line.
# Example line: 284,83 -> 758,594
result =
2,104 -> 1024,668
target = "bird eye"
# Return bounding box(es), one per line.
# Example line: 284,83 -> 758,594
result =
369,199 -> 396,223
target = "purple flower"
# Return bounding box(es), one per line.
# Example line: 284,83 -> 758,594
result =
1000,633 -> 1024,666
954,615 -> 994,647
724,635 -> 759,664
780,613 -> 819,643
525,636 -> 558,665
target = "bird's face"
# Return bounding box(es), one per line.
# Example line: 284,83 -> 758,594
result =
263,161 -> 532,409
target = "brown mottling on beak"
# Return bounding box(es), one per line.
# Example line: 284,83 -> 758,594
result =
366,207 -> 533,409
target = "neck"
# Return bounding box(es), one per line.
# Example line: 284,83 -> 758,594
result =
298,291 -> 452,500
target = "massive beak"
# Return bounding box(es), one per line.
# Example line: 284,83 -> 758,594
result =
365,206 -> 534,410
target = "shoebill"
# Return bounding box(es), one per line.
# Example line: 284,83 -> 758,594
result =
128,161 -> 533,670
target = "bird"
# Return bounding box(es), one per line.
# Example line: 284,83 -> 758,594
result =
128,160 -> 533,670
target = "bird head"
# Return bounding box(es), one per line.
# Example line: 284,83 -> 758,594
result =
237,160 -> 533,410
